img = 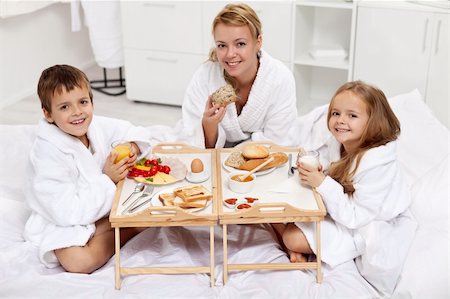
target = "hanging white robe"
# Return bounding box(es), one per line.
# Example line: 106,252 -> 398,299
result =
23,116 -> 151,268
181,49 -> 298,148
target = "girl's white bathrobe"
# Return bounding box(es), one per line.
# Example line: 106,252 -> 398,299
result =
23,116 -> 151,268
297,141 -> 417,292
181,49 -> 298,148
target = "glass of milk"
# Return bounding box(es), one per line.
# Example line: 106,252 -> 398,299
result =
296,150 -> 320,170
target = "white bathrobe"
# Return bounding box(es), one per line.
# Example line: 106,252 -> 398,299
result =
23,116 -> 151,268
296,141 -> 417,292
181,49 -> 298,148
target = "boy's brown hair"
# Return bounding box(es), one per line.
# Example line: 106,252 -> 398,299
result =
37,64 -> 93,113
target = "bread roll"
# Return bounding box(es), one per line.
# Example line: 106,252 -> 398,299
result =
242,144 -> 270,159
210,84 -> 238,107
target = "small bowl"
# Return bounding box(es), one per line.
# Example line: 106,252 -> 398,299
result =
223,197 -> 238,209
235,198 -> 253,211
228,172 -> 256,194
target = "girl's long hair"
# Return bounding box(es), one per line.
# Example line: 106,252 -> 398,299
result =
208,3 -> 261,88
327,81 -> 400,195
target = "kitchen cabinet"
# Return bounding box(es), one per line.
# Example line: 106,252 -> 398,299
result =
293,0 -> 356,114
353,1 -> 449,128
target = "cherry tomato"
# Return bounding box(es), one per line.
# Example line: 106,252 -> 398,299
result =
149,167 -> 158,176
144,159 -> 151,166
157,165 -> 164,172
163,165 -> 171,174
150,159 -> 159,166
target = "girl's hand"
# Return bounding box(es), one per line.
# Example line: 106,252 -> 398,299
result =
202,96 -> 226,148
103,152 -> 130,183
298,162 -> 326,188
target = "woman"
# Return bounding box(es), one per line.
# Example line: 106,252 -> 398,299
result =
182,3 -> 297,148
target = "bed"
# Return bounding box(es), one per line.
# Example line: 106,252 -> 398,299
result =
0,90 -> 448,298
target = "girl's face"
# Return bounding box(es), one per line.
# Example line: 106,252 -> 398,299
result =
43,84 -> 93,147
214,23 -> 261,83
328,91 -> 369,152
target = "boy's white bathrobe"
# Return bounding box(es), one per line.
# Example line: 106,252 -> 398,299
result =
181,49 -> 298,148
23,116 -> 151,268
296,141 -> 417,295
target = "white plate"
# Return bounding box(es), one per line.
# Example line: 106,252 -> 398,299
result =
151,187 -> 212,213
186,171 -> 210,183
222,159 -> 276,176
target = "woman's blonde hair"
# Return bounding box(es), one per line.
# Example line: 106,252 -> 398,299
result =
327,81 -> 400,195
208,3 -> 262,87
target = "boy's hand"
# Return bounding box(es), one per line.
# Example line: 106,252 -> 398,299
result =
103,152 -> 131,183
298,162 -> 325,188
128,142 -> 141,164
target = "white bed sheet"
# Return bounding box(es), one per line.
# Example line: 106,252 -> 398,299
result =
0,90 -> 448,298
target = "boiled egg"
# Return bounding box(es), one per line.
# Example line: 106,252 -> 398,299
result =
190,158 -> 204,173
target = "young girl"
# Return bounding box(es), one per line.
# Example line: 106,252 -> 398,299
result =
276,81 -> 414,270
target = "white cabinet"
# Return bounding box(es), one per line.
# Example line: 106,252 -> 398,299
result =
121,1 -> 293,106
353,2 -> 449,128
293,0 -> 356,115
120,1 -> 207,105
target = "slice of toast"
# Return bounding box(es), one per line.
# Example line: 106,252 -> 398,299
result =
159,192 -> 176,206
173,185 -> 212,202
177,199 -> 207,209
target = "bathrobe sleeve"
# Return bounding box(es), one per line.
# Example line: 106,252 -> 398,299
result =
316,146 -> 398,229
28,142 -> 116,227
181,63 -> 219,148
317,166 -> 394,229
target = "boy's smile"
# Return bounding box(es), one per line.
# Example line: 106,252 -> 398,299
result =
43,84 -> 93,147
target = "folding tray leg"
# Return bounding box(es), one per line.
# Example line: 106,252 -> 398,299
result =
115,227 -> 121,289
223,224 -> 228,284
210,225 -> 215,287
316,221 -> 322,283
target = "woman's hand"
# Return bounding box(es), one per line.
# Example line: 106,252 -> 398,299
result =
202,96 -> 226,148
298,162 -> 326,188
103,152 -> 133,183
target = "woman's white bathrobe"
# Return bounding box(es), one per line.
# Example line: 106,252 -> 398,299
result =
23,116 -> 151,268
296,141 -> 417,294
181,49 -> 297,148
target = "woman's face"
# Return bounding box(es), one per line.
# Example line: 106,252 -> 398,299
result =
214,23 -> 261,83
328,91 -> 369,152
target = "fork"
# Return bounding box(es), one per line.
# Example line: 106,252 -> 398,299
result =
123,185 -> 154,214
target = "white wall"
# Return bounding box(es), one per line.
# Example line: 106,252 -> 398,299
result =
0,2 -> 95,109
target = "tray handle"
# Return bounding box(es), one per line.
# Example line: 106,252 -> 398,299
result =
152,143 -> 197,151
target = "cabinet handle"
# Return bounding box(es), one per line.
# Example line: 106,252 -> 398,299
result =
146,57 -> 178,63
434,19 -> 442,54
422,18 -> 429,53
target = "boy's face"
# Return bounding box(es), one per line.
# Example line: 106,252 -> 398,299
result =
43,84 -> 93,146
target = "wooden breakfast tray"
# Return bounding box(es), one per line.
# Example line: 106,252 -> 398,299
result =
217,142 -> 326,284
217,142 -> 326,223
109,143 -> 218,289
110,143 -> 218,226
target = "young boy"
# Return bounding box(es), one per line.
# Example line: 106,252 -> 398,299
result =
23,64 -> 151,273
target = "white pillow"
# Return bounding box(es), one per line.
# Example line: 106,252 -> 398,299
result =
0,125 -> 37,202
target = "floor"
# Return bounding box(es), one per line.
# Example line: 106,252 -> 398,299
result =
0,66 -> 182,127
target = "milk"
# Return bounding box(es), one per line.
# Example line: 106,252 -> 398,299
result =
297,150 -> 320,170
